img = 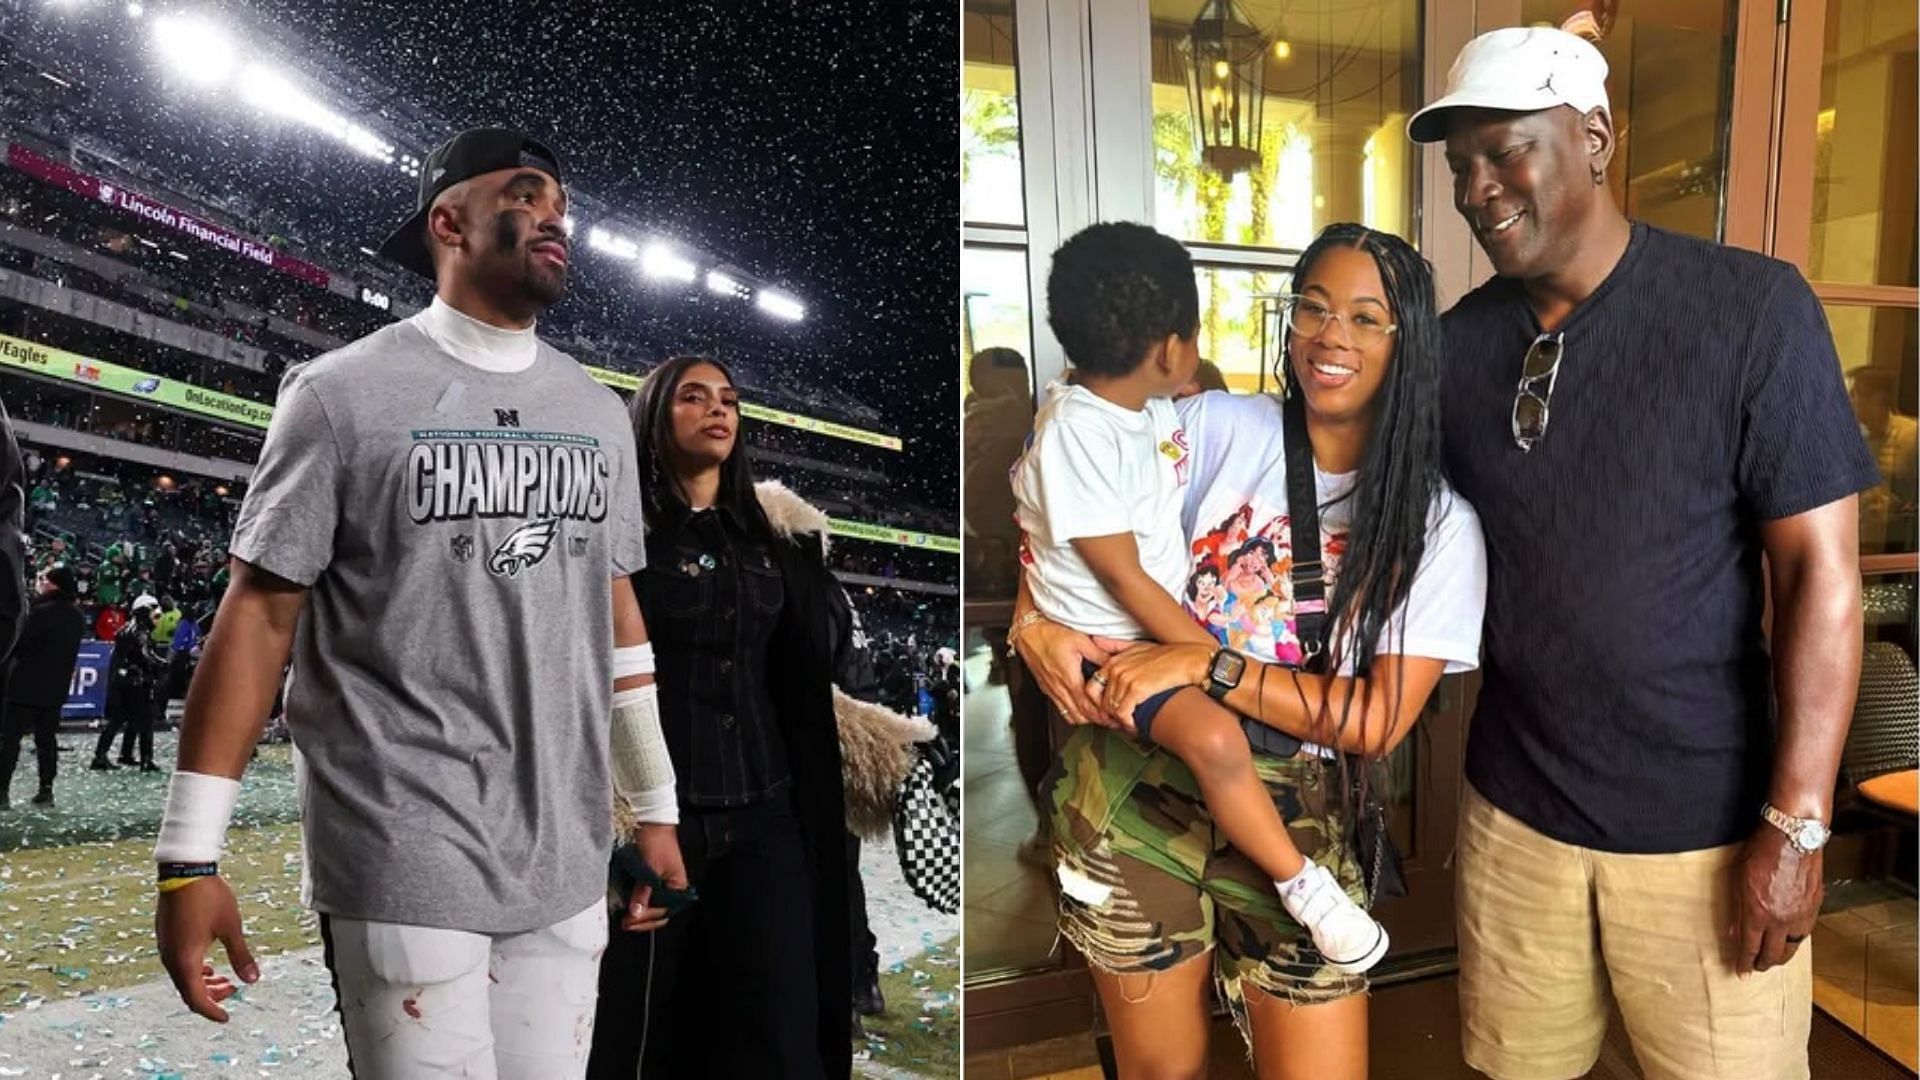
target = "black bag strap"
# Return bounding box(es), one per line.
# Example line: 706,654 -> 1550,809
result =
1239,386 -> 1325,758
1280,385 -> 1331,674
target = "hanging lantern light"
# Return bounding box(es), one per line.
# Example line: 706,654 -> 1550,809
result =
1183,0 -> 1270,177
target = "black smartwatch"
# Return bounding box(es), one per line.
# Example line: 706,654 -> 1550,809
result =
1204,648 -> 1247,701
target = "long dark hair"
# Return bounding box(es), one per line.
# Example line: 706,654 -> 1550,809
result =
629,354 -> 772,541
1280,224 -> 1444,765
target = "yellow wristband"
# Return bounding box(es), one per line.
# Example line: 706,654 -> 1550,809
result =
157,875 -> 209,894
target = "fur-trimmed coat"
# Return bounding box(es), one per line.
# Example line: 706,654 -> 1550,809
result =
611,481 -> 932,840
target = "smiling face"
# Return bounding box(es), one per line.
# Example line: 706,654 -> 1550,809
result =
430,167 -> 571,310
666,362 -> 740,473
1288,245 -> 1396,427
1443,106 -> 1611,281
1189,568 -> 1225,610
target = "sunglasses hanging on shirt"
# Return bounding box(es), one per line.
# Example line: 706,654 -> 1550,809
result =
1511,332 -> 1567,453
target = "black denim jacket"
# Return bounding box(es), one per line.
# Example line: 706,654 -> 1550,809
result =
636,502 -> 790,806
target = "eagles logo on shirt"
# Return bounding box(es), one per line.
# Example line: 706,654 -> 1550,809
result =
488,519 -> 559,577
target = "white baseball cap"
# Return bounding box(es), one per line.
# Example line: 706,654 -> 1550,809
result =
1407,27 -> 1610,144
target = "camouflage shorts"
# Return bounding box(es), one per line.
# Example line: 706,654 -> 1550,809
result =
1046,726 -> 1369,1029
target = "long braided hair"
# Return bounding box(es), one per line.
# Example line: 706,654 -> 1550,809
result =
1278,224 -> 1445,829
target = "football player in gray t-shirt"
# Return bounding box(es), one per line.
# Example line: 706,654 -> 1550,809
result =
152,128 -> 685,1080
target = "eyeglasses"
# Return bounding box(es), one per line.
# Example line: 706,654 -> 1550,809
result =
1511,332 -> 1566,453
1283,295 -> 1398,350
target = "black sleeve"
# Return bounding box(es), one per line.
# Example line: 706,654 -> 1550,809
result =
1737,265 -> 1882,520
7,603 -> 49,663
0,401 -> 25,660
821,540 -> 881,702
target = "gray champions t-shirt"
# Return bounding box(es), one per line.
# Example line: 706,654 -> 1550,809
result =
229,320 -> 647,932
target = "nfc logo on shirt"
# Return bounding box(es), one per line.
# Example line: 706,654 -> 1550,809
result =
495,409 -> 521,428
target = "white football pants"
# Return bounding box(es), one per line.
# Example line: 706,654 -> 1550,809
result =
321,900 -> 608,1079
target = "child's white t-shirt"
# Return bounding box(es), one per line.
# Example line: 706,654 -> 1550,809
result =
1012,381 -> 1192,639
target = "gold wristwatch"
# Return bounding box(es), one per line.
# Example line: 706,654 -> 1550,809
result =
1760,804 -> 1830,854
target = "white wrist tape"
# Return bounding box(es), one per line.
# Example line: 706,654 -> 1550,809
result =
612,643 -> 656,681
611,684 -> 677,825
154,770 -> 242,864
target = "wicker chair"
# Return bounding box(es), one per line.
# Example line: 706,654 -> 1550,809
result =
1843,641 -> 1919,816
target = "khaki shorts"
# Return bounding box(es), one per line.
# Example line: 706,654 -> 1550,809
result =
1047,727 -> 1369,1039
1456,783 -> 1812,1080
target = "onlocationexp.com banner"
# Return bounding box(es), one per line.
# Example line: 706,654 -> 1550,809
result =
0,331 -> 273,428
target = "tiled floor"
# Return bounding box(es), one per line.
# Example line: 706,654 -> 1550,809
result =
962,642 -> 1061,976
1812,882 -> 1918,1071
965,972 -> 1917,1079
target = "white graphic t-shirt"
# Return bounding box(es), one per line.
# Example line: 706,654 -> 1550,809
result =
1176,391 -> 1487,675
1012,381 -> 1191,639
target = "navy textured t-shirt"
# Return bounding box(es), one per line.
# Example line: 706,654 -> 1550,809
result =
1442,223 -> 1879,854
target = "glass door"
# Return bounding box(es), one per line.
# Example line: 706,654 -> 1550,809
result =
1773,0 -> 1918,1065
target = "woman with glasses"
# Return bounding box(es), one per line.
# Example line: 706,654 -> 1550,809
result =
1010,223 -> 1488,1079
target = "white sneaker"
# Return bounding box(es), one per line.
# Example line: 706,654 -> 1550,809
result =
1276,861 -> 1389,974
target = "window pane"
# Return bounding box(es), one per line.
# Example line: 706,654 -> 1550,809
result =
1149,0 -> 1420,250
1831,302 -> 1918,557
1196,264 -> 1291,394
963,2 -> 1026,227
1519,1 -> 1737,241
1807,0 -> 1918,287
963,245 -> 1033,603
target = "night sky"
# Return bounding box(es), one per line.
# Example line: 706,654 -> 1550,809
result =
247,0 -> 959,508
14,0 -> 960,509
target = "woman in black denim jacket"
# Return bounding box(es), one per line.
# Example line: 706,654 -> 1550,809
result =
588,354 -> 923,1080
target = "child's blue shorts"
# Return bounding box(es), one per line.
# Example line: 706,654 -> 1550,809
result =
1082,659 -> 1182,742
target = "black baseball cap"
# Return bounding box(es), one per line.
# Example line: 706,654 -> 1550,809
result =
377,127 -> 565,280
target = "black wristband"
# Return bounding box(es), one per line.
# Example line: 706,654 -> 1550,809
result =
157,861 -> 219,883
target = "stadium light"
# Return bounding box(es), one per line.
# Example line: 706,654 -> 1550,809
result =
756,289 -> 806,322
152,13 -> 238,88
706,269 -> 749,298
126,1 -> 143,15
237,63 -> 395,163
587,226 -> 639,260
639,242 -> 696,283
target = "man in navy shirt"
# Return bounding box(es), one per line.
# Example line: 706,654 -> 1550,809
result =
1410,27 -> 1878,1080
